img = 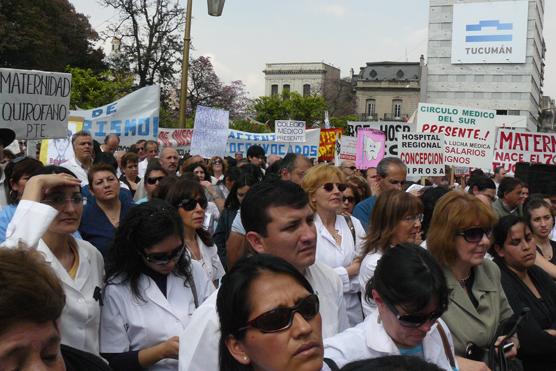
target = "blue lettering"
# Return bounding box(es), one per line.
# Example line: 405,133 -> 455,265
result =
106,103 -> 117,115
310,146 -> 318,157
279,144 -> 286,155
92,109 -> 103,118
138,118 -> 149,136
110,120 -> 122,135
125,119 -> 137,136
153,117 -> 159,137
83,120 -> 92,132
95,121 -> 107,137
245,134 -> 252,140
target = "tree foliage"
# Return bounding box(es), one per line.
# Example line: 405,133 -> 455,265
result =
0,0 -> 105,71
322,78 -> 356,117
254,92 -> 327,130
67,67 -> 134,109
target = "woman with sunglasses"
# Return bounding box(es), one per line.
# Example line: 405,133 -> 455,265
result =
2,167 -> 103,356
136,160 -> 168,204
165,178 -> 225,285
302,163 -> 366,326
218,253 -> 327,371
358,189 -> 423,316
324,244 -> 456,370
492,215 -> 556,371
209,156 -> 227,185
100,200 -> 215,371
341,183 -> 358,216
427,192 -> 517,371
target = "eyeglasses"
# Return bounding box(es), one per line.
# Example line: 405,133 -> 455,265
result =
322,183 -> 347,192
141,245 -> 184,265
385,300 -> 446,328
146,176 -> 164,185
212,160 -> 223,165
42,194 -> 84,208
457,227 -> 493,243
179,197 -> 208,211
402,214 -> 424,223
343,196 -> 355,203
238,294 -> 319,333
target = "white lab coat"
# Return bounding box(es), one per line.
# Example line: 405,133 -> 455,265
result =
178,262 -> 349,371
324,310 -> 458,370
314,213 -> 365,326
193,236 -> 225,283
359,251 -> 382,316
2,200 -> 104,355
100,261 -> 215,371
61,157 -> 89,186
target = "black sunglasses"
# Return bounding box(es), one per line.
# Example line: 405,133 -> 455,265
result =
322,183 -> 347,192
146,176 -> 164,185
343,196 -> 355,203
141,245 -> 184,265
179,197 -> 208,211
385,300 -> 446,328
238,294 -> 319,333
457,227 -> 493,243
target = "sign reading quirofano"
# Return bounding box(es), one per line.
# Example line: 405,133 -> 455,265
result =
347,121 -> 415,157
0,68 -> 71,139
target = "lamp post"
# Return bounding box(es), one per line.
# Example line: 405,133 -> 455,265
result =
178,0 -> 225,128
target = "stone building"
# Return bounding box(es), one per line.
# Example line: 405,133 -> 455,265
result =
263,62 -> 340,97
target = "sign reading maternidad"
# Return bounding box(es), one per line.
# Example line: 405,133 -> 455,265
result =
451,1 -> 528,64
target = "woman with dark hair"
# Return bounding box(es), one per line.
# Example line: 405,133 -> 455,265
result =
0,156 -> 43,242
2,167 -> 103,356
523,197 -> 556,279
209,156 -> 228,185
100,200 -> 214,371
358,189 -> 423,316
325,244 -> 456,370
341,183 -> 359,216
136,160 -> 168,204
165,178 -> 225,285
213,173 -> 258,268
492,215 -> 556,370
217,254 -> 325,371
119,152 -> 141,197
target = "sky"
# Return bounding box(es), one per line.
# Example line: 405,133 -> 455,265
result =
70,0 -> 556,99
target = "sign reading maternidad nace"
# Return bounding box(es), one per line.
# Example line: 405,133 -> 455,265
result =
451,1 -> 528,64
493,129 -> 556,173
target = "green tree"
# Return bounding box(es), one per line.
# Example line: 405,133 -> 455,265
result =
0,0 -> 105,71
254,92 -> 326,130
67,67 -> 134,109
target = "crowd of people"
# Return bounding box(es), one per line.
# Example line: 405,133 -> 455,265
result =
1,126 -> 556,371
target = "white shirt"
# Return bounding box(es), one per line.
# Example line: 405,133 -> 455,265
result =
138,158 -> 149,179
0,171 -> 7,209
314,213 -> 365,326
230,210 -> 245,235
324,310 -> 458,370
551,223 -> 556,241
192,236 -> 225,283
359,251 -> 382,316
61,157 -> 90,186
100,261 -> 215,371
178,262 -> 349,371
2,200 -> 104,355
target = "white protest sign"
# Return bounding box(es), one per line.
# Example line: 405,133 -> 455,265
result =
227,129 -> 320,159
417,103 -> 496,169
335,135 -> 357,166
190,105 -> 229,158
275,120 -> 305,142
75,85 -> 160,147
39,116 -> 83,165
398,133 -> 445,176
347,121 -> 416,157
0,68 -> 71,140
158,128 -> 193,156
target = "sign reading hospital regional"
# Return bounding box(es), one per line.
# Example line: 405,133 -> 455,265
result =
417,103 -> 496,169
398,133 -> 445,176
0,68 -> 71,139
493,129 -> 556,173
190,105 -> 229,158
355,128 -> 385,170
451,1 -> 528,64
275,120 -> 305,142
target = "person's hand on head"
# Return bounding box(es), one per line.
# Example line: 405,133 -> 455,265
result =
21,174 -> 81,202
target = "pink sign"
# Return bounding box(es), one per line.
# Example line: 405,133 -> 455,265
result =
355,128 -> 386,169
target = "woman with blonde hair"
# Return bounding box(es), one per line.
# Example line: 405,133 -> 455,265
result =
358,189 -> 423,316
302,163 -> 366,326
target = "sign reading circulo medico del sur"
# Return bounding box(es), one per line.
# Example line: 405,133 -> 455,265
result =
275,120 -> 306,143
417,103 -> 496,170
451,1 -> 528,64
397,133 -> 445,176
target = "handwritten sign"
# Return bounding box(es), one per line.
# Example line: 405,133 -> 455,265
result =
355,128 -> 385,169
335,135 -> 357,166
190,105 -> 229,158
227,129 -> 320,159
318,128 -> 342,162
158,128 -> 193,156
493,129 -> 556,172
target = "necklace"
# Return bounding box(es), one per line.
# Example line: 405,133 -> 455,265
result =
458,273 -> 471,288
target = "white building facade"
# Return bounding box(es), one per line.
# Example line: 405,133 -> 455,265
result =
263,62 -> 340,97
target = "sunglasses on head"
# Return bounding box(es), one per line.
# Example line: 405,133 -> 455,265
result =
457,227 -> 493,243
238,294 -> 319,333
322,183 -> 347,192
141,245 -> 184,265
385,300 -> 446,328
179,197 -> 208,211
146,176 -> 164,185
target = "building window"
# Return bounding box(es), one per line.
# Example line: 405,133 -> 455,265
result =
392,99 -> 402,119
283,84 -> 290,94
271,84 -> 278,96
367,99 -> 376,117
396,69 -> 405,79
303,84 -> 311,97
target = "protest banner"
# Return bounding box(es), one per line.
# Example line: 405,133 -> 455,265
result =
158,128 -> 193,156
190,106 -> 229,158
493,129 -> 556,172
335,135 -> 357,166
398,133 -> 445,176
347,121 -> 416,156
39,116 -> 83,165
227,128 -> 320,159
355,128 -> 385,169
74,85 -> 160,148
0,68 -> 71,140
275,120 -> 305,142
417,103 -> 496,170
318,128 -> 342,162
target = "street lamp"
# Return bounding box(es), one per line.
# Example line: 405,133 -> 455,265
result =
178,0 -> 226,128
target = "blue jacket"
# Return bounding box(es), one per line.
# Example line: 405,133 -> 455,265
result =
352,196 -> 377,231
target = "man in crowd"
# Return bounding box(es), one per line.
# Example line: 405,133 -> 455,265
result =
468,175 -> 496,207
159,147 -> 179,175
246,144 -> 266,169
492,177 -> 524,218
340,160 -> 357,177
493,166 -> 507,191
353,157 -> 407,229
365,167 -> 380,195
62,131 -> 94,186
179,180 -> 348,371
278,153 -> 312,185
100,134 -> 120,153
138,140 -> 159,178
